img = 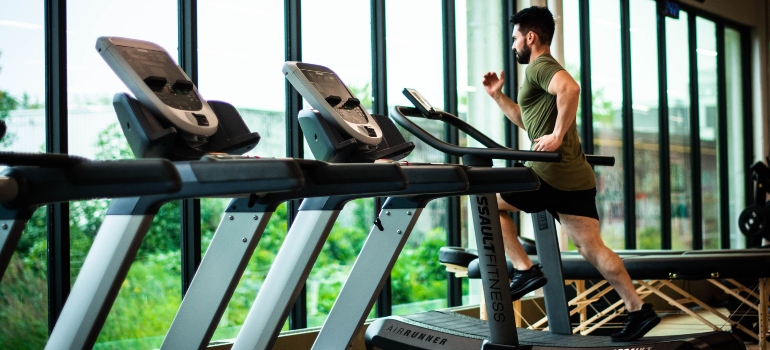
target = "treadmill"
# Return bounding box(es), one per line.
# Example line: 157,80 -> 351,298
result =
43,37 -> 410,350
362,89 -> 746,349
228,62 -> 553,350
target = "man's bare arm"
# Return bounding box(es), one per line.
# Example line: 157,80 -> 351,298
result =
532,70 -> 580,152
483,71 -> 525,130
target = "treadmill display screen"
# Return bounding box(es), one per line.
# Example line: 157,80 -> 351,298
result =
117,45 -> 203,111
304,69 -> 368,125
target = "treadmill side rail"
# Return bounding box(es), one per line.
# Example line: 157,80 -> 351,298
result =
366,317 -> 485,349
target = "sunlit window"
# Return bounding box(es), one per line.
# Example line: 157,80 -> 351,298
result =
0,1 -> 47,347
696,17 -> 720,248
590,0 -> 624,249
724,27 -> 746,249
195,0 -> 288,339
666,11 -> 693,250
299,0 -> 375,328
386,0 -> 450,315
631,0 -> 661,249
66,0 -> 179,348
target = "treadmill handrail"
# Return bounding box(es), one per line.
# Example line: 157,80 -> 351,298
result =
392,106 -> 560,162
391,106 -> 616,167
0,157 -> 182,209
0,151 -> 89,167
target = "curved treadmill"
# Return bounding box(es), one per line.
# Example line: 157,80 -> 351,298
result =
363,90 -> 745,350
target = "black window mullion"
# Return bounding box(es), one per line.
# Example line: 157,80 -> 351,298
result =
180,199 -> 200,295
44,0 -> 69,333
371,0 -> 388,117
715,23 -> 730,249
441,0 -> 462,308
687,14 -> 703,250
442,0 -> 459,140
504,0 -> 518,154
177,0 -> 202,297
371,0 -> 394,316
619,0 -> 636,249
656,1 -> 672,249
285,0 -> 307,330
740,27 -> 754,248
503,0 -> 521,233
285,0 -> 302,162
578,0 -> 593,155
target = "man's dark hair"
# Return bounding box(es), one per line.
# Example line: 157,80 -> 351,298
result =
510,6 -> 555,45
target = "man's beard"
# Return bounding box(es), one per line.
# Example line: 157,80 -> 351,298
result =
514,42 -> 532,64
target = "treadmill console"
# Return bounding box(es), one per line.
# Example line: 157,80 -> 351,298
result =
403,88 -> 443,118
283,62 -> 382,147
96,36 -> 218,144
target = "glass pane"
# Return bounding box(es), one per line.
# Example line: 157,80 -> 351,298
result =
696,17 -> 719,248
386,0 -> 449,316
198,0 -> 286,158
724,27 -> 746,248
66,0 -> 179,347
301,0 -> 374,328
457,0 -> 505,148
0,4 -> 45,153
195,0 -> 287,339
387,0 -> 445,165
589,0 -> 624,249
0,1 -> 48,347
666,12 -> 692,250
310,198 -> 374,326
563,0 -> 581,131
455,0 -> 504,305
631,0 -> 661,249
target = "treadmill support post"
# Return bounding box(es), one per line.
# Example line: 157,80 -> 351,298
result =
0,218 -> 31,280
46,212 -> 155,350
231,196 -> 346,350
532,210 -> 571,334
470,193 -> 519,346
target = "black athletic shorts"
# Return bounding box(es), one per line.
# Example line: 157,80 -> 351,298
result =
499,177 -> 599,221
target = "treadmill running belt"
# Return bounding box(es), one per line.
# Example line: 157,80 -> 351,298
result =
370,310 -> 743,349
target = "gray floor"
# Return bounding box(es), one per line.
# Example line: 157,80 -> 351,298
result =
650,307 -> 765,350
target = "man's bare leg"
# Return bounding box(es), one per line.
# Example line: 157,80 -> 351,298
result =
496,194 -> 535,270
558,213 -> 643,312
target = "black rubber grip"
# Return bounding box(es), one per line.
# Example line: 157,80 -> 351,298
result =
294,160 -> 407,185
190,159 -> 304,183
0,158 -> 182,210
585,155 -> 615,166
68,159 -> 181,186
461,167 -> 540,194
0,152 -> 88,167
398,165 -> 466,185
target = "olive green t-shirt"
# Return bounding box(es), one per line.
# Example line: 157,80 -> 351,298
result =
519,54 -> 595,191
